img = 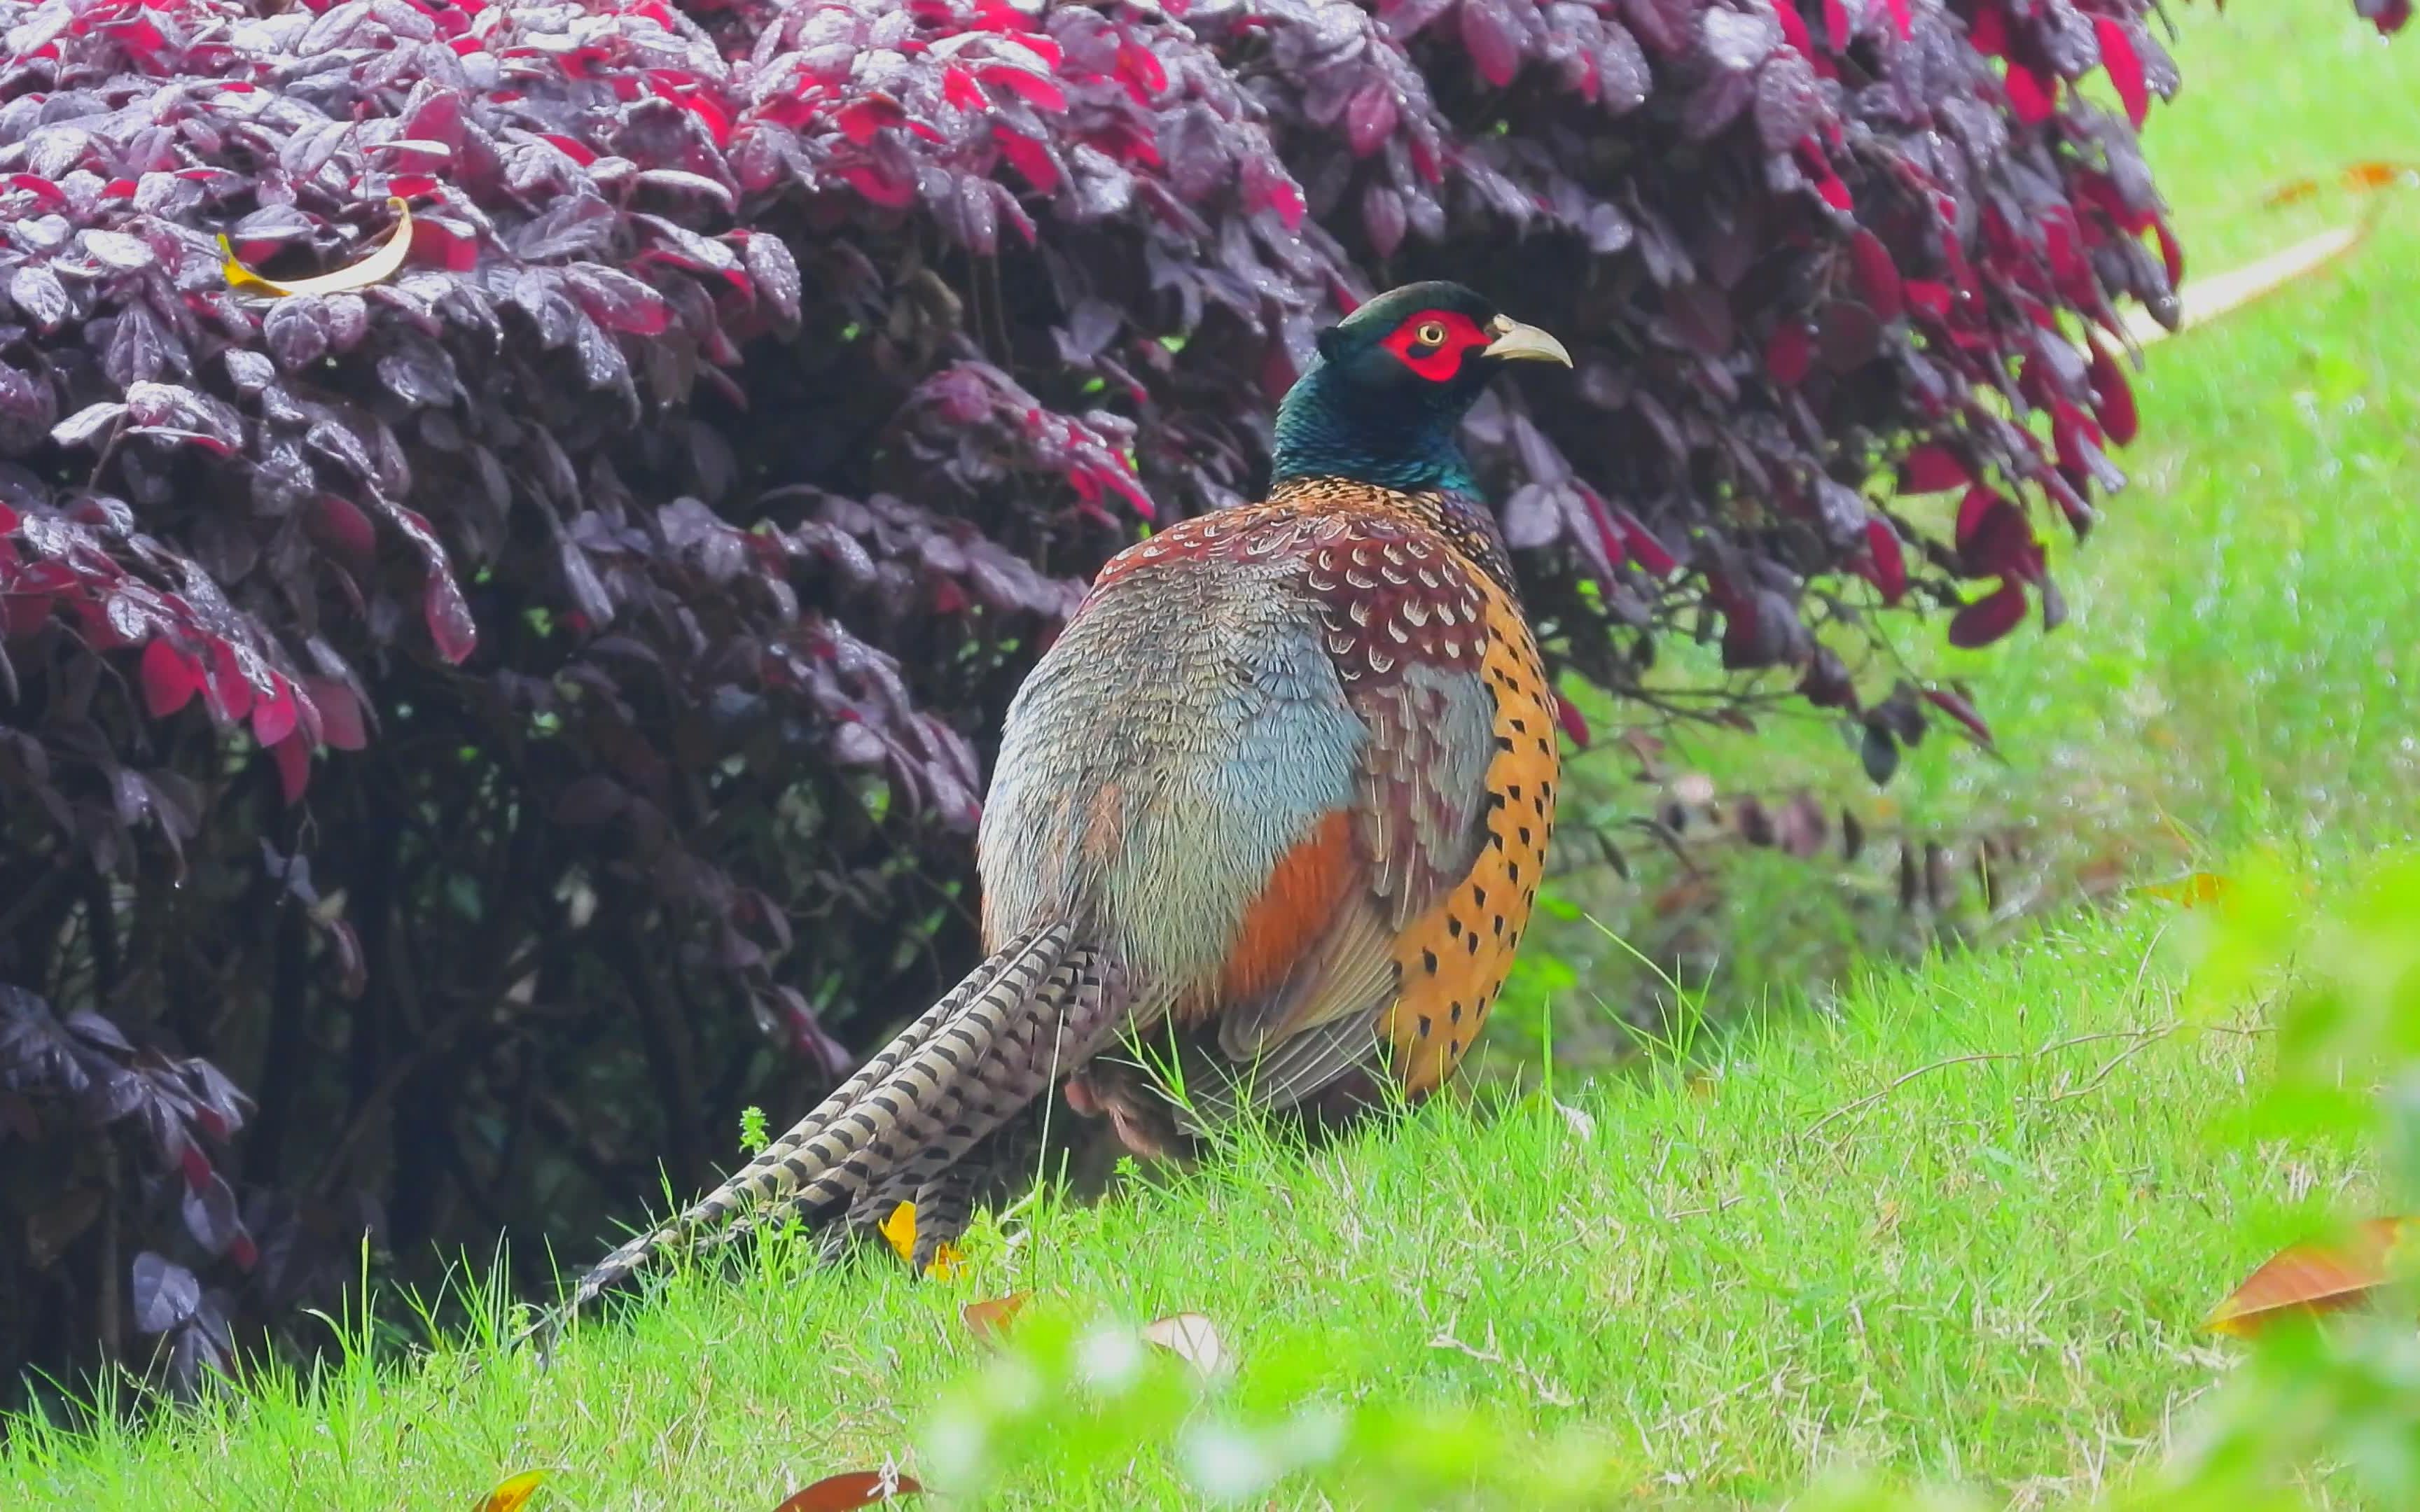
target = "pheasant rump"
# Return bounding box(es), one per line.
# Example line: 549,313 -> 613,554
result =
557,283 -> 1571,1320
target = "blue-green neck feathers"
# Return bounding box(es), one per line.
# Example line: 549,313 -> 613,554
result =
1270,358 -> 1482,494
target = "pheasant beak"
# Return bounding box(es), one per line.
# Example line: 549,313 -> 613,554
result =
1482,314 -> 1573,368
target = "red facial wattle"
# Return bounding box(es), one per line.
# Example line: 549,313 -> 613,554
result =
1379,309 -> 1489,383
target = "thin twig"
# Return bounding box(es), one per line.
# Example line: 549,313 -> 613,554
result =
1800,1016 -> 2274,1144
1797,1051 -> 2029,1143
1797,919 -> 2190,1145
2031,1014 -> 2274,1108
2033,1026 -> 2181,1106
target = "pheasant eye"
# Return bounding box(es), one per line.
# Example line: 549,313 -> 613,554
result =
1413,320 -> 1449,348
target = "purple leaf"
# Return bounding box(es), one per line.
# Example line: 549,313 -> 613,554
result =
1502,484 -> 1563,550
376,344 -> 461,409
736,234 -> 799,325
9,265 -> 71,331
63,1011 -> 132,1054
181,1172 -> 246,1256
1949,580 -> 2029,648
52,402 -> 127,449
636,169 -> 737,211
1346,78 -> 1400,158
564,265 -> 672,337
1755,53 -> 1822,152
79,230 -> 155,272
1459,0 -> 1526,86
1702,7 -> 1781,70
262,300 -> 329,370
132,1252 -> 200,1334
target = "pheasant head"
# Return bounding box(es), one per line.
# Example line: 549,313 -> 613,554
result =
1272,281 -> 1572,493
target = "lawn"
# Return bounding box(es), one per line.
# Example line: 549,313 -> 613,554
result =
0,908 -> 2374,1509
8,6 -> 2420,1508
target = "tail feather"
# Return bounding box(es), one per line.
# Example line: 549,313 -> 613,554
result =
842,944 -> 1119,1236
764,931 -> 1087,1215
541,921 -> 1122,1338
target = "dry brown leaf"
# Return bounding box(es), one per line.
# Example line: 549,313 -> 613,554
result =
1651,876 -> 1716,918
2261,160 -> 2418,207
961,1291 -> 1030,1344
1141,1312 -> 1233,1378
2205,1218 -> 2414,1338
474,1470 -> 548,1512
1868,1197 -> 1905,1240
2133,872 -> 2232,907
222,197 -> 415,296
2342,162 -> 2416,192
2122,224 -> 2369,349
770,1469 -> 925,1511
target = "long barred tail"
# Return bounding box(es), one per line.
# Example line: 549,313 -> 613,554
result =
534,922 -> 1124,1343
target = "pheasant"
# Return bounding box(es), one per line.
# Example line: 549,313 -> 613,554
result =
553,282 -> 1571,1323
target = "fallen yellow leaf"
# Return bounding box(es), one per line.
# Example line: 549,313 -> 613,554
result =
222,197 -> 415,296
2132,872 -> 2232,907
877,1200 -> 966,1280
475,1469 -> 549,1512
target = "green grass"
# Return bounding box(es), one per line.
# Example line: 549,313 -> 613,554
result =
11,7 -> 2420,1508
0,909 -> 2371,1508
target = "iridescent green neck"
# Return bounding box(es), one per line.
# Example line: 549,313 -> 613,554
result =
1270,358 -> 1481,494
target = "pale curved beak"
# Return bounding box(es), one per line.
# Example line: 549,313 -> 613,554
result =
1482,314 -> 1573,367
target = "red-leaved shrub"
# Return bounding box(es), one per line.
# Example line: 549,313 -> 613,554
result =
0,0 -> 2399,1398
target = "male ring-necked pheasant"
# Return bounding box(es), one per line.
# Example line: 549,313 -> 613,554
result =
556,283 -> 1570,1321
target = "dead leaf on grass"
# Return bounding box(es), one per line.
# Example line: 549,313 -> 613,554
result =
770,1469 -> 925,1511
877,1200 -> 966,1280
1552,1098 -> 1597,1140
2260,160 -> 2418,207
2121,225 -> 2370,349
2134,872 -> 2232,907
961,1291 -> 1030,1344
474,1470 -> 549,1512
1142,1312 -> 1234,1379
2205,1217 -> 2415,1338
